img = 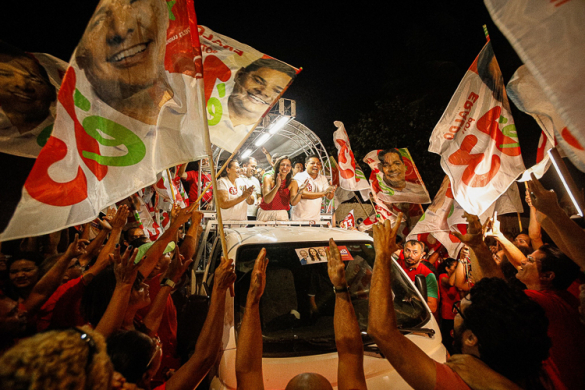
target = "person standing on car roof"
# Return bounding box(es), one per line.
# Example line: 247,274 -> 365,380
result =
240,157 -> 262,221
290,155 -> 336,224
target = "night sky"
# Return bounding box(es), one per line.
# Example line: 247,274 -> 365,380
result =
3,0 -> 579,196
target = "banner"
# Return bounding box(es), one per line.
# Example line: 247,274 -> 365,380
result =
199,26 -> 299,153
484,0 -> 585,171
0,48 -> 67,158
332,121 -> 370,199
339,209 -> 355,229
407,176 -> 468,258
507,65 -> 585,175
363,148 -> 431,206
429,40 -> 525,216
1,0 -> 207,241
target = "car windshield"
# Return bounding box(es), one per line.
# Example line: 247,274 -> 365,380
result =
234,241 -> 429,357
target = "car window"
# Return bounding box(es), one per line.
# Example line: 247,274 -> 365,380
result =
233,241 -> 429,357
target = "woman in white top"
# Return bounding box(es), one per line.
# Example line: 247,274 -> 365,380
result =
217,160 -> 255,224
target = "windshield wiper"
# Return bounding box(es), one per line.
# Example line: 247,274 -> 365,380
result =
398,327 -> 435,337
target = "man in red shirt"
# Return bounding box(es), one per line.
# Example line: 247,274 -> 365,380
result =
396,240 -> 439,314
370,217 -> 551,390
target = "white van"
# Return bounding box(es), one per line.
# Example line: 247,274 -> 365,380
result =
205,225 -> 447,390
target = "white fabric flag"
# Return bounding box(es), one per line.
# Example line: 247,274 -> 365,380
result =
1,0 -> 206,241
332,121 -> 370,198
484,0 -> 585,172
429,40 -> 525,216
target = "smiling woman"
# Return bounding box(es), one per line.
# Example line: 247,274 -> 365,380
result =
75,0 -> 172,125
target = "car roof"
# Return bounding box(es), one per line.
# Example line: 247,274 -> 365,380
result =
224,227 -> 372,255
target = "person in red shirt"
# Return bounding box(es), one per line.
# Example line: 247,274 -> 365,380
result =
438,258 -> 459,354
179,160 -> 213,209
370,216 -> 551,390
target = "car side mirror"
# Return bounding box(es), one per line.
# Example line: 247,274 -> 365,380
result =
414,274 -> 428,303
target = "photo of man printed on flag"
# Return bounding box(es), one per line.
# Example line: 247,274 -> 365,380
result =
0,43 -> 67,158
199,26 -> 299,153
363,148 -> 431,206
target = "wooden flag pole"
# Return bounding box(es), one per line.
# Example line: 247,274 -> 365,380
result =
353,193 -> 370,218
166,169 -> 177,205
517,212 -> 523,231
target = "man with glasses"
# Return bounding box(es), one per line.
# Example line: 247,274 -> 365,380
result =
369,216 -> 552,389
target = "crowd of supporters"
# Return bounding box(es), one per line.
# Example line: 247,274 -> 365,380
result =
0,165 -> 584,390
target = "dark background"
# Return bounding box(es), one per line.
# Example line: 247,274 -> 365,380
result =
2,0 -> 581,205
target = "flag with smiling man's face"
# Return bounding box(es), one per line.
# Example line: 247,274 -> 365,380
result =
199,25 -> 300,153
1,0 -> 207,241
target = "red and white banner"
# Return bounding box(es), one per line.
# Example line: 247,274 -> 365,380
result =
484,0 -> 585,172
199,26 -> 300,153
339,209 -> 355,229
429,40 -> 525,216
507,65 -> 585,175
1,0 -> 207,241
332,121 -> 370,198
407,176 -> 468,258
0,51 -> 67,158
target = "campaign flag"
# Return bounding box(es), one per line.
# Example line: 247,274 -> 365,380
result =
363,148 -> 431,207
0,49 -> 68,158
429,40 -> 525,216
484,0 -> 585,171
407,176 -> 468,258
332,121 -> 370,199
329,156 -> 354,205
507,65 -> 585,175
339,209 -> 355,229
199,26 -> 300,153
1,0 -> 207,241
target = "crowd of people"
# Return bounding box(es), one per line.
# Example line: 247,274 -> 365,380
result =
0,156 -> 584,390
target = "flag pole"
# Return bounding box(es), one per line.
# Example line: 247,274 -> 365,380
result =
353,193 -> 370,218
166,169 -> 177,205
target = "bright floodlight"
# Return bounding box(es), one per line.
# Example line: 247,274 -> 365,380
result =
254,133 -> 271,147
268,116 -> 291,134
241,149 -> 252,159
548,149 -> 584,217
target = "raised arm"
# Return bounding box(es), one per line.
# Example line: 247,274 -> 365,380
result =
453,213 -> 504,281
94,246 -> 141,338
236,249 -> 268,390
143,253 -> 192,335
527,173 -> 585,270
525,187 -> 545,251
22,234 -> 89,314
78,208 -> 117,268
326,239 -> 367,390
165,255 -> 236,390
179,210 -> 203,262
368,215 -> 438,390
84,205 -> 129,284
138,203 -> 196,279
485,217 -> 526,270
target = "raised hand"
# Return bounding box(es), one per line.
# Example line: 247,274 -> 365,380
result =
247,248 -> 268,305
175,203 -> 198,226
527,173 -> 560,216
64,234 -> 89,259
373,212 -> 403,259
325,185 -> 337,195
326,239 -> 347,289
110,205 -> 129,229
111,245 -> 141,286
166,253 -> 193,284
243,186 -> 255,198
214,255 -> 237,292
299,179 -> 310,192
99,207 -> 117,231
452,212 -> 484,247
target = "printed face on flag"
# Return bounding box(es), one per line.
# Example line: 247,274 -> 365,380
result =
75,0 -> 169,125
199,26 -> 299,153
0,0 -> 206,241
0,46 -> 67,158
363,148 -> 431,205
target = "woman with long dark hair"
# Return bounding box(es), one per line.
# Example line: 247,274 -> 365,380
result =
257,156 -> 307,221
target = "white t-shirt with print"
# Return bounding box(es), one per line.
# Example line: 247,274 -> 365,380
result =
291,171 -> 330,222
217,176 -> 247,221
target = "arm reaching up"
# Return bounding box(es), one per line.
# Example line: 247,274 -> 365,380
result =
326,239 -> 367,390
236,248 -> 268,390
368,214 -> 439,390
527,173 -> 585,270
165,254 -> 236,390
